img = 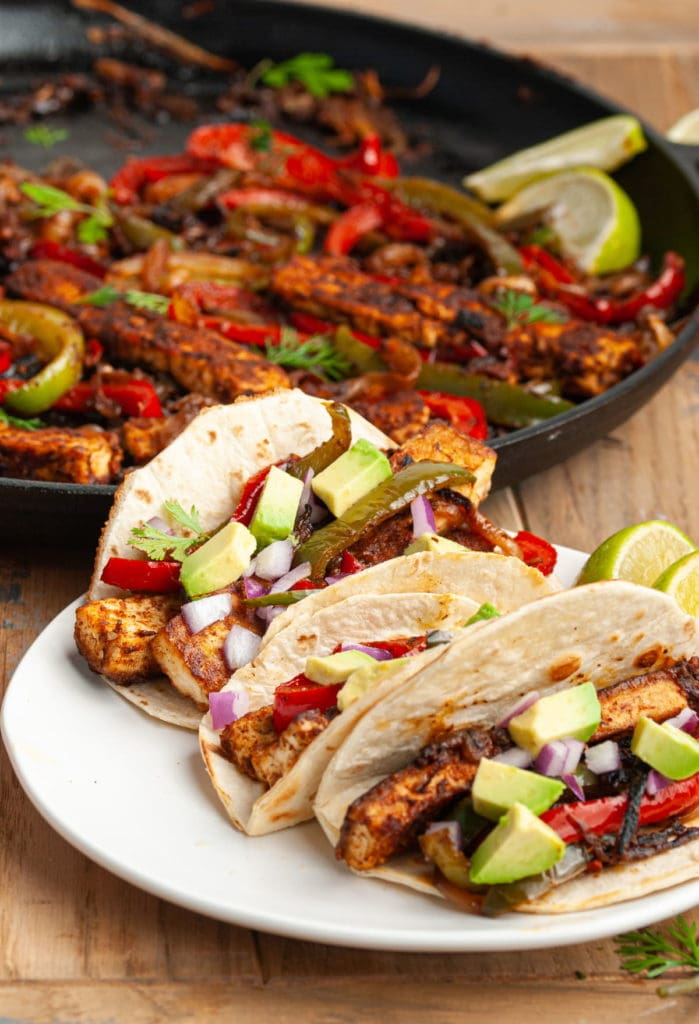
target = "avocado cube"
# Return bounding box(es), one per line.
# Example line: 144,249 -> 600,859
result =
469,802 -> 565,886
403,532 -> 467,556
631,716 -> 699,780
336,658 -> 409,711
305,650 -> 378,686
508,682 -> 601,756
472,758 -> 564,821
180,521 -> 256,598
249,466 -> 304,548
311,439 -> 392,518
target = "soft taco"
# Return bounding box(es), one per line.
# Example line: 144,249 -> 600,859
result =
75,387 -> 552,728
199,548 -> 557,835
314,581 -> 699,914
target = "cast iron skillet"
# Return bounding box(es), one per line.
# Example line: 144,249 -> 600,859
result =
1,0 -> 699,546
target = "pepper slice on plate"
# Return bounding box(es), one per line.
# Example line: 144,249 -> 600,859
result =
273,673 -> 343,732
100,557 -> 181,592
513,530 -> 557,575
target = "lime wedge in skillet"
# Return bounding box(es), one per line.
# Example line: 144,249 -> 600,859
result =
577,520 -> 697,587
464,115 -> 647,203
494,168 -> 641,274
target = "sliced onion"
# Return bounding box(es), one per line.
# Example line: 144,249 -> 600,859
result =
492,747 -> 533,769
497,691 -> 540,729
535,738 -> 584,777
243,576 -> 268,599
255,538 -> 294,581
340,642 -> 392,661
585,740 -> 621,775
665,707 -> 699,734
181,592 -> 232,634
562,772 -> 585,801
146,515 -> 173,535
256,604 -> 287,626
209,683 -> 250,731
223,624 -> 262,671
269,561 -> 311,593
300,467 -> 329,524
410,494 -> 436,538
423,819 -> 462,846
646,769 -> 672,796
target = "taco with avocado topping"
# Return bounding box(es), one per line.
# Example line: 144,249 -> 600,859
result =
313,581 -> 699,914
75,388 -> 555,728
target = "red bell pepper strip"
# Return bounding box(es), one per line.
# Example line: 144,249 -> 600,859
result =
273,673 -> 343,733
100,556 -> 181,592
231,465 -> 272,526
339,133 -> 399,178
0,378 -> 21,403
0,341 -> 11,375
368,636 -> 428,658
218,187 -> 317,210
325,202 -> 385,255
110,154 -> 219,205
417,390 -> 488,440
519,245 -> 575,284
84,339 -> 104,367
30,241 -> 107,279
290,579 -> 325,592
288,312 -> 382,350
512,530 -> 557,576
199,318 -> 283,345
340,550 -> 365,575
54,378 -> 163,417
541,772 -> 699,844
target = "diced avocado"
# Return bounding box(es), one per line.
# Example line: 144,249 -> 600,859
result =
311,439 -> 392,518
465,602 -> 500,626
508,682 -> 601,756
631,716 -> 699,780
305,650 -> 378,686
469,802 -> 566,886
403,532 -> 466,556
336,658 -> 409,711
472,758 -> 564,821
180,521 -> 256,598
249,466 -> 304,548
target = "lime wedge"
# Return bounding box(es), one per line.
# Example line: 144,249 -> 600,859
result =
667,108 -> 699,145
577,520 -> 697,587
652,551 -> 699,616
494,168 -> 641,274
464,115 -> 647,203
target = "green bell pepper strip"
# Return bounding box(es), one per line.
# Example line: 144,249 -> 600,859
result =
294,461 -> 476,580
243,590 -> 310,607
0,301 -> 84,415
113,211 -> 182,251
391,177 -> 523,275
417,361 -> 574,429
285,402 -> 353,481
332,325 -> 387,373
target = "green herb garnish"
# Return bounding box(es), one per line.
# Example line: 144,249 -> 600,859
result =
0,407 -> 44,430
261,52 -> 355,98
263,327 -> 352,381
129,500 -> 209,563
80,285 -> 169,315
250,119 -> 273,152
23,125 -> 70,149
491,289 -> 567,330
20,182 -> 113,243
615,915 -> 699,996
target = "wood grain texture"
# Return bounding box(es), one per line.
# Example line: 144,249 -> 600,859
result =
1,31 -> 699,1024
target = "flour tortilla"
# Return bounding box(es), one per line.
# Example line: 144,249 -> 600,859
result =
199,546 -> 560,835
314,580 -> 699,912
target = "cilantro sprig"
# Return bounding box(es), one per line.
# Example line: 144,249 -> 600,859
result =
23,125 -> 70,149
80,285 -> 170,315
261,52 -> 355,98
491,289 -> 567,330
0,407 -> 44,430
129,500 -> 209,563
615,915 -> 699,996
263,327 -> 352,381
20,182 -> 113,243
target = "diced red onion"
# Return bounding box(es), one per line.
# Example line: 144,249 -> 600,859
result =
324,573 -> 350,586
299,468 -> 314,510
209,684 -> 250,730
255,538 -> 294,581
423,819 -> 462,847
301,468 -> 329,524
146,515 -> 173,535
340,642 -> 392,661
410,495 -> 436,538
497,691 -> 541,729
269,561 -> 311,593
562,773 -> 585,801
492,747 -> 533,769
535,738 -> 584,777
243,576 -> 268,599
585,740 -> 621,775
181,592 -> 232,634
665,707 -> 699,734
646,769 -> 672,796
223,624 -> 262,671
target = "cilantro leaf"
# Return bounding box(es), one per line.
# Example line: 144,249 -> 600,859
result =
263,327 -> 352,381
0,407 -> 44,430
21,182 -> 113,238
249,119 -> 272,152
23,125 -> 70,149
261,52 -> 354,99
615,915 -> 699,996
79,285 -> 122,307
163,500 -> 204,535
77,215 -> 109,244
79,286 -> 169,315
491,289 -> 567,329
129,501 -> 209,563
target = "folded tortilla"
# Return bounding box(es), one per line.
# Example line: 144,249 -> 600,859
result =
199,549 -> 560,835
314,580 -> 699,912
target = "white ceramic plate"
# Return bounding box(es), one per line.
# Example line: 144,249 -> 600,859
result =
3,544 -> 699,951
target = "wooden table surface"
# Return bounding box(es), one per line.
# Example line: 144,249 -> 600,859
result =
2,2 -> 699,1021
